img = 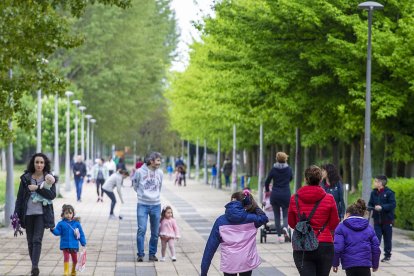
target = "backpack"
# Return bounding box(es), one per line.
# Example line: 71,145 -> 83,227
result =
291,194 -> 327,251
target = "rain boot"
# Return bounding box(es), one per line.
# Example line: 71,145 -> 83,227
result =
64,262 -> 69,276
71,264 -> 77,276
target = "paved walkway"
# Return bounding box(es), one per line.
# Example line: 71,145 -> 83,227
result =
1,176 -> 414,275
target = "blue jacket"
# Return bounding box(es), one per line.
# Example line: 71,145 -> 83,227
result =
52,219 -> 87,250
368,187 -> 396,224
321,180 -> 345,220
333,216 -> 381,270
264,163 -> 293,208
201,201 -> 268,276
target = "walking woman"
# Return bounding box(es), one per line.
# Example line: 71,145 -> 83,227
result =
14,153 -> 57,276
288,165 -> 340,276
321,163 -> 345,220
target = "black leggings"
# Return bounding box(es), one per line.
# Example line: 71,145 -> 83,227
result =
25,215 -> 45,268
103,190 -> 116,215
224,271 -> 252,276
293,243 -> 334,276
346,267 -> 371,276
96,179 -> 105,197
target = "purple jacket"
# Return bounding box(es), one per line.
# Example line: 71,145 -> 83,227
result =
333,216 -> 381,270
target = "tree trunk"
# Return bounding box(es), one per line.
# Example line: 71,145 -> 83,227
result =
397,161 -> 405,177
350,137 -> 360,193
332,139 -> 340,169
342,142 -> 351,185
304,147 -> 310,171
294,128 -> 302,192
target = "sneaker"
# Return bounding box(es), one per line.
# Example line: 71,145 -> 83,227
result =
118,216 -> 123,220
283,227 -> 291,242
381,256 -> 391,262
149,255 -> 158,262
97,198 -> 100,202
160,257 -> 166,262
137,256 -> 144,262
171,256 -> 176,262
31,267 -> 39,276
101,198 -> 104,202
109,214 -> 117,220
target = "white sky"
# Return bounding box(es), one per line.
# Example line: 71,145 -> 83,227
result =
170,0 -> 214,71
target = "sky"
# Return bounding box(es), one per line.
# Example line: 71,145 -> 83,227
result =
170,0 -> 214,71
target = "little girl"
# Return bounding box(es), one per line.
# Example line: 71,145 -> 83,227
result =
201,189 -> 268,276
51,204 -> 87,276
332,199 -> 381,276
159,206 -> 180,261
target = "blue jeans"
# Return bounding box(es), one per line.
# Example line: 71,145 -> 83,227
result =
74,177 -> 83,200
136,203 -> 161,257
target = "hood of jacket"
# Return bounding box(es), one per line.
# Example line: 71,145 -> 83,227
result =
296,185 -> 326,204
343,216 -> 369,231
224,201 -> 247,223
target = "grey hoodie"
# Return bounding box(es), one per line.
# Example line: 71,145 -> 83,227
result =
133,164 -> 163,205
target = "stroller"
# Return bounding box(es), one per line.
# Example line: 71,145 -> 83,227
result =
260,191 -> 277,243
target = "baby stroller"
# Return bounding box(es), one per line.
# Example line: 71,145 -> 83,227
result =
260,192 -> 277,243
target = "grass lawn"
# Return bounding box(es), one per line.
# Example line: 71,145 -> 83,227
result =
0,164 -> 29,205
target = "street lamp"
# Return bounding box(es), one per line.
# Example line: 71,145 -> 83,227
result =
72,100 -> 81,158
54,93 -> 60,196
90,119 -> 96,161
79,106 -> 86,159
36,58 -> 48,153
65,91 -> 74,192
85,114 -> 92,163
358,1 -> 384,202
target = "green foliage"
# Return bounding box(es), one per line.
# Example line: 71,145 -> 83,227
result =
388,178 -> 414,230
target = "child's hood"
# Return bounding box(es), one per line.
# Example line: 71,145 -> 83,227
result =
224,201 -> 247,223
343,216 -> 369,231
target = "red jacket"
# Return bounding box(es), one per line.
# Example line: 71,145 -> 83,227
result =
288,185 -> 339,243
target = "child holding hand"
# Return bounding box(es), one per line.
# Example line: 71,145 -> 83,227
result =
51,204 -> 86,276
159,206 -> 180,261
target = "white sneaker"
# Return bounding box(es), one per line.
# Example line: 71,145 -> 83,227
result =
160,257 -> 166,262
171,256 -> 176,262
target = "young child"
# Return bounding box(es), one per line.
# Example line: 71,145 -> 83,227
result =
51,204 -> 87,276
201,189 -> 268,276
167,164 -> 174,180
332,199 -> 381,276
31,174 -> 55,206
159,206 -> 180,262
368,175 -> 396,262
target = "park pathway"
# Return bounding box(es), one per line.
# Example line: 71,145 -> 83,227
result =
1,176 -> 414,275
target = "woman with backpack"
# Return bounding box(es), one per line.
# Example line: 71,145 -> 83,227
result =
288,165 -> 340,276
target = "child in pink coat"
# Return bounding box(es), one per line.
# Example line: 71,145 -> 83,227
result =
159,206 -> 180,261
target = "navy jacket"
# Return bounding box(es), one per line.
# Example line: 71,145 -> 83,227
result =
73,162 -> 87,180
264,163 -> 293,208
321,180 -> 345,220
14,172 -> 56,229
368,187 -> 396,224
333,216 -> 381,269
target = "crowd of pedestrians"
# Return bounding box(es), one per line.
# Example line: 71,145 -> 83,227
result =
10,149 -> 397,276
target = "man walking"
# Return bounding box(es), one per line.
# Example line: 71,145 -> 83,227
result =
133,152 -> 163,262
73,155 -> 87,202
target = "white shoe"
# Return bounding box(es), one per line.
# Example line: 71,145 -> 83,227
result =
109,214 -> 116,220
160,257 -> 166,262
171,256 -> 176,262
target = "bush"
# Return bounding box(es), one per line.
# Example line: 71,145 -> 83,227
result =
388,178 -> 414,230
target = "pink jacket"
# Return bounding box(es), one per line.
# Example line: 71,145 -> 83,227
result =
159,218 -> 180,238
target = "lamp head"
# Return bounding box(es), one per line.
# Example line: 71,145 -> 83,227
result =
65,91 -> 74,97
79,106 -> 86,111
85,114 -> 92,120
358,1 -> 383,10
90,119 -> 97,124
72,100 -> 81,106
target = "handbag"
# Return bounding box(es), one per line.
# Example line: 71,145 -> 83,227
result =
76,248 -> 87,272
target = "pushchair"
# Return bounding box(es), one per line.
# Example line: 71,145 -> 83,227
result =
260,191 -> 277,243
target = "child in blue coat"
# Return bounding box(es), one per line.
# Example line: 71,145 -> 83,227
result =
51,204 -> 87,276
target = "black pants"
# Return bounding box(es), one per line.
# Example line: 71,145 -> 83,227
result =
272,202 -> 288,236
25,215 -> 45,268
293,243 -> 334,276
346,267 -> 371,276
103,189 -> 116,215
96,179 -> 105,197
374,223 -> 392,258
224,271 -> 252,276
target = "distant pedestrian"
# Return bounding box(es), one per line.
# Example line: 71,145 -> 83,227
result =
135,157 -> 144,169
333,199 -> 380,276
51,204 -> 86,276
288,165 -> 340,276
175,157 -> 185,168
159,206 -> 180,262
73,155 -> 87,202
222,158 -> 232,188
166,164 -> 174,180
201,189 -> 268,276
102,169 -> 129,220
211,164 -> 217,187
175,165 -> 186,186
264,151 -> 293,243
321,163 -> 345,220
104,156 -> 116,176
14,153 -> 57,276
368,175 -> 396,263
133,152 -> 163,262
116,157 -> 127,172
92,158 -> 109,202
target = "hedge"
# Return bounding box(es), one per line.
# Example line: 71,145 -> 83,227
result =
388,178 -> 414,230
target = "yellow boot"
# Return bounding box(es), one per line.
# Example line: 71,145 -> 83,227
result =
71,264 -> 77,276
63,262 -> 69,276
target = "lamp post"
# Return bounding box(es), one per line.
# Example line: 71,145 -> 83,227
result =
90,119 -> 96,161
65,91 -> 74,191
72,100 -> 81,158
358,1 -> 384,202
36,89 -> 42,153
54,93 -> 60,196
85,114 -> 92,163
78,106 -> 86,159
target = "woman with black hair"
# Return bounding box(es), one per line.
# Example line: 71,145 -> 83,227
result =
14,153 -> 57,276
321,164 -> 345,220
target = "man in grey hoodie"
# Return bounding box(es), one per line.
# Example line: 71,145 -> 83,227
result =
133,152 -> 163,262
